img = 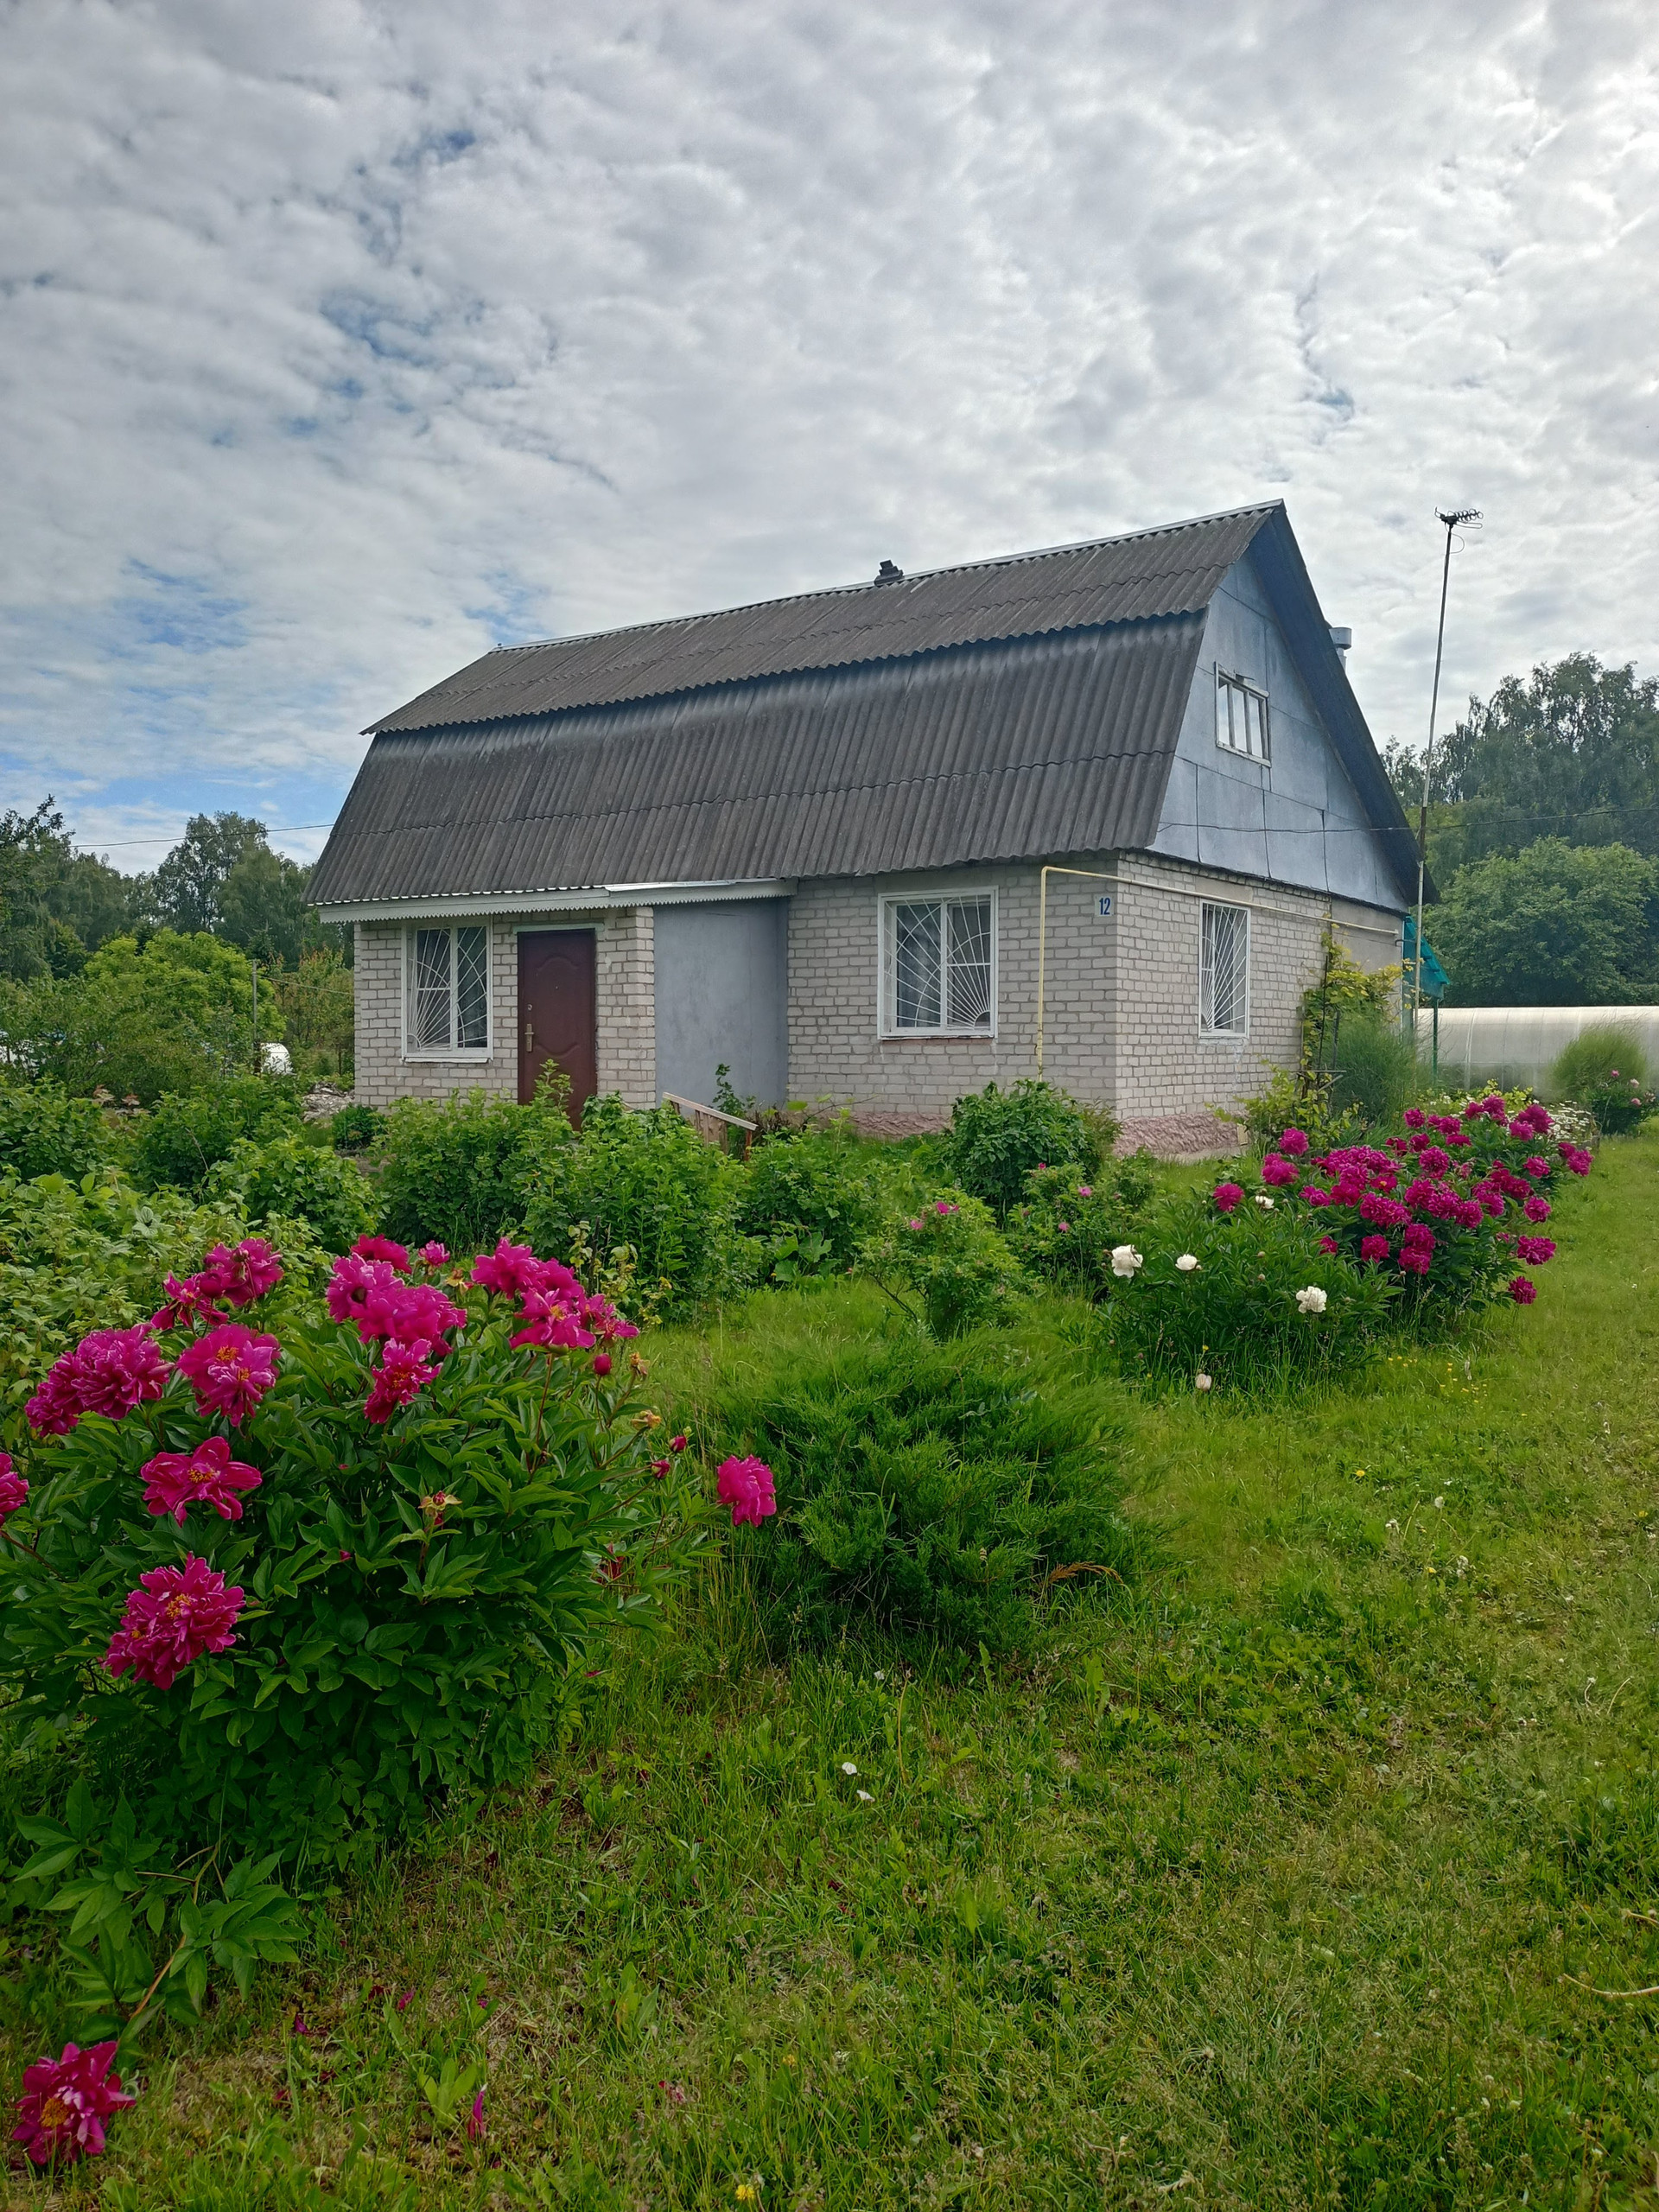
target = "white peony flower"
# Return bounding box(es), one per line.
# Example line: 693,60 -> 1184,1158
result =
1110,1244 -> 1144,1278
841,1761 -> 858,1777
1255,1194 -> 1275,1211
1195,1372 -> 1212,1392
856,1789 -> 874,1803
1175,1253 -> 1200,1273
1294,1285 -> 1329,1314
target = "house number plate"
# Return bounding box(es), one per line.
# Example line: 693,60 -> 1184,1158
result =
1097,894 -> 1114,918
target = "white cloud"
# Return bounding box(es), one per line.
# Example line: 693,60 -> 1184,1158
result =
0,0 -> 1655,857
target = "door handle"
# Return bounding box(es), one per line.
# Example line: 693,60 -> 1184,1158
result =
524,1019 -> 535,1053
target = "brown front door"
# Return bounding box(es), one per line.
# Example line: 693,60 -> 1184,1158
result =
518,931 -> 597,1116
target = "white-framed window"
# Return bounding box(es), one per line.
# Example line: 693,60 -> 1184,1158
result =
880,892 -> 995,1037
1216,669 -> 1270,762
1200,901 -> 1249,1037
404,924 -> 491,1055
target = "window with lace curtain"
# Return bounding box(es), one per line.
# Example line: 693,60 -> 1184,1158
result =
880,893 -> 995,1036
404,925 -> 491,1055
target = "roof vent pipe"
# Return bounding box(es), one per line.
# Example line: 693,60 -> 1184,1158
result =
1329,625 -> 1352,662
874,559 -> 905,585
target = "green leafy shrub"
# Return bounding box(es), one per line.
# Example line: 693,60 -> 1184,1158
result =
868,1192 -> 1023,1338
707,1334 -> 1135,1654
0,1083 -> 116,1182
1101,1194 -> 1394,1395
734,1129 -> 882,1279
330,1103 -> 385,1153
0,1172 -> 249,1428
1548,1023 -> 1658,1134
377,1090 -> 569,1255
0,930 -> 277,1103
130,1079 -> 303,1193
524,1098 -> 739,1318
0,1236 -> 701,2040
206,1135 -> 378,1254
939,1080 -> 1114,1219
1003,1154 -> 1158,1294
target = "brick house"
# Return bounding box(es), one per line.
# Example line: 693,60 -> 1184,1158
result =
309,504 -> 1417,1138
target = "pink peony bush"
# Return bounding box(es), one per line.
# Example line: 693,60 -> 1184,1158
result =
1,1235 -> 709,1893
1106,1094 -> 1590,1393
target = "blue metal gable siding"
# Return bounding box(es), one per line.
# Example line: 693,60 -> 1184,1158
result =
1151,530 -> 1417,911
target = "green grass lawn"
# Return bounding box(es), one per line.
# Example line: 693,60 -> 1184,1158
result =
8,1134 -> 1659,2209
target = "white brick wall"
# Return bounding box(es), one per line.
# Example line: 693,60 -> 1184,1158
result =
353,910 -> 657,1111
786,856 -> 1399,1119
352,862 -> 1397,1123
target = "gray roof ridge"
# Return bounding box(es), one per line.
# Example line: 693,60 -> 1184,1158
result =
470,499 -> 1284,659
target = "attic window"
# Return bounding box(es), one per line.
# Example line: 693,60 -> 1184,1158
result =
1216,670 -> 1270,762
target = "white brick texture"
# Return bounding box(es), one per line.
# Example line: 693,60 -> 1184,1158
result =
353,911 -> 657,1111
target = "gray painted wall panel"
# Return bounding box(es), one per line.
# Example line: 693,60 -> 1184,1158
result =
653,899 -> 788,1109
1153,553 -> 1402,912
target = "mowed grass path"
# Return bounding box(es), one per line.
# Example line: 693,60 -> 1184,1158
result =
7,1133 -> 1659,2210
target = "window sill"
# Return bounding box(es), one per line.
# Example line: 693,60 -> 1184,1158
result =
402,1050 -> 493,1063
879,1030 -> 997,1043
1198,1031 -> 1249,1044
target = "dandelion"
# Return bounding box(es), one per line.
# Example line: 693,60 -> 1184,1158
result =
1109,1244 -> 1143,1278
1294,1285 -> 1328,1315
1433,1497 -> 1445,1510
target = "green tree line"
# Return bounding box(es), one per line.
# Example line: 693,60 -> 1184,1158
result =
1385,655 -> 1659,1004
0,805 -> 353,1090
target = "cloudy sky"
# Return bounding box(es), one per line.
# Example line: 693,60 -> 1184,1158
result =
3,0 -> 1656,867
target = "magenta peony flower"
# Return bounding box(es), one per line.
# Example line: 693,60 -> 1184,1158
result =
1359,1234 -> 1390,1262
717,1454 -> 776,1528
104,1556 -> 245,1689
593,1353 -> 613,1377
1359,1194 -> 1410,1230
581,1294 -> 639,1343
1300,1185 -> 1332,1207
200,1238 -> 284,1307
1522,1195 -> 1551,1224
671,1433 -> 688,1452
1516,1236 -> 1556,1266
11,2040 -> 134,2164
906,1217 -> 924,1231
359,1276 -> 467,1348
1417,1147 -> 1451,1176
1317,1235 -> 1338,1255
1398,1248 -> 1431,1275
1510,1274 -> 1537,1305
1261,1154 -> 1299,1187
416,1242 -> 450,1266
1213,1183 -> 1244,1213
1278,1127 -> 1310,1157
1400,1223 -> 1435,1251
0,1459 -> 28,1522
26,1326 -> 172,1436
470,1239 -> 552,1299
175,1325 -> 281,1427
511,1292 -> 594,1351
365,1338 -> 443,1423
1521,1155 -> 1550,1179
934,1198 -> 958,1216
141,1437 -> 262,1524
353,1234 -> 410,1270
1402,1108 -> 1426,1128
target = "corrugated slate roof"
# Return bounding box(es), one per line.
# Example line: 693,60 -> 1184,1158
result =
314,618 -> 1204,904
310,502 -> 1421,911
366,503 -> 1278,733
